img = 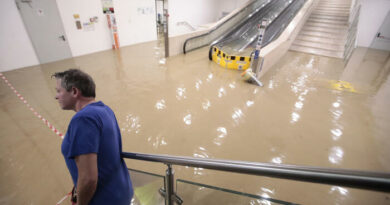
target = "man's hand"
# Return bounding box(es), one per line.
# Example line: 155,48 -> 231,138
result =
75,153 -> 98,205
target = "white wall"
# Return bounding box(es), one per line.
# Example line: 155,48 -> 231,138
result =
115,0 -> 157,47
215,0 -> 250,20
168,0 -> 219,36
56,0 -> 112,57
357,0 -> 390,47
0,0 -> 39,72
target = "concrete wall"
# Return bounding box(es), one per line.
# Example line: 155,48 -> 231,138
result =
56,0 -> 112,57
56,0 -> 158,57
357,0 -> 390,47
168,0 -> 249,37
0,0 -> 39,72
115,0 -> 157,47
215,0 -> 250,20
0,0 -> 157,72
168,0 -> 219,36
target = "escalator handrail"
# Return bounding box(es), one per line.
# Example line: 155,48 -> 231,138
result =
183,0 -> 271,54
210,0 -> 287,50
213,0 -> 305,55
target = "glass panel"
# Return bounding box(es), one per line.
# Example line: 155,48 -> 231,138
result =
129,169 -> 165,205
176,179 -> 296,205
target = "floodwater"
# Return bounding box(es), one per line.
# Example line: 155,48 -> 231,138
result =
0,40 -> 389,204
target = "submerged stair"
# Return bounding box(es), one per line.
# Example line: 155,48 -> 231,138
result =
290,0 -> 352,58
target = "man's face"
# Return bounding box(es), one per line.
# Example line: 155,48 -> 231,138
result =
55,79 -> 75,110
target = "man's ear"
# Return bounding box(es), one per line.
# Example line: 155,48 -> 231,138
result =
71,87 -> 80,97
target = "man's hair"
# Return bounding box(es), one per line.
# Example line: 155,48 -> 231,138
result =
52,69 -> 96,98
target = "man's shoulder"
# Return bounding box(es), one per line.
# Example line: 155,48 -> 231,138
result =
71,108 -> 100,123
71,103 -> 112,124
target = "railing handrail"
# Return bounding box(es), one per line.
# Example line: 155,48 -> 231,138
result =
122,152 -> 390,193
176,21 -> 196,31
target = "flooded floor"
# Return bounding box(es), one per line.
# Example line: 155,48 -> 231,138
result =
0,41 -> 389,204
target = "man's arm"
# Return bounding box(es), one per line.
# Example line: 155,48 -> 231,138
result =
75,153 -> 98,205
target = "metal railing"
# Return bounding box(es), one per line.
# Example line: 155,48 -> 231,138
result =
176,21 -> 196,31
122,152 -> 390,205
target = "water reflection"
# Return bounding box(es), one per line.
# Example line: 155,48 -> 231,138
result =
176,87 -> 187,100
332,109 -> 343,120
213,127 -> 227,146
202,99 -> 211,110
159,58 -> 166,65
155,99 -> 166,110
271,155 -> 285,164
193,146 -> 210,159
246,100 -> 254,107
147,135 -> 168,149
306,57 -> 314,69
331,128 -> 343,141
290,72 -> 309,124
291,112 -> 300,123
232,108 -> 244,125
268,79 -> 274,89
193,167 -> 204,176
218,87 -> 227,98
249,187 -> 276,205
183,113 -> 192,125
294,101 -> 303,110
195,79 -> 203,90
329,186 -> 349,203
122,114 -> 141,134
330,97 -> 344,141
329,186 -> 349,196
229,82 -> 236,89
328,146 -> 344,164
207,73 -> 213,82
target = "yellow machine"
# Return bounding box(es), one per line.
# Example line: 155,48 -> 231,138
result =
210,46 -> 251,71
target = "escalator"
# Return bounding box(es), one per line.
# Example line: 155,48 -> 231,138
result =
183,0 -> 307,70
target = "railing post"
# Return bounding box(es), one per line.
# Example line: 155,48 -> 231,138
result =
165,164 -> 174,205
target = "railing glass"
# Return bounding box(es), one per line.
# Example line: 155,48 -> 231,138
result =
129,169 -> 165,205
123,152 -> 390,205
176,179 -> 296,205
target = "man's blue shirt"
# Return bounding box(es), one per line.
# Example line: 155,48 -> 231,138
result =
62,101 -> 133,205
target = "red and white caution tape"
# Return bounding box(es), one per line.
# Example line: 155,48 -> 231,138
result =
0,73 -> 70,204
56,191 -> 72,205
0,73 -> 64,139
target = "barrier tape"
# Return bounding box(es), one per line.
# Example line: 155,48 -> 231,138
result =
56,191 -> 72,205
0,73 -> 64,139
0,73 -> 70,204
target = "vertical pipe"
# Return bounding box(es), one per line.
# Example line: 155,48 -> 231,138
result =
165,164 -> 174,205
163,0 -> 169,58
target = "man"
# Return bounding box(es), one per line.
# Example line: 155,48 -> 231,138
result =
53,69 -> 133,205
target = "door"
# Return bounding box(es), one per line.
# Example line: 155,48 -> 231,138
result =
155,0 -> 164,36
15,0 -> 73,64
371,11 -> 390,51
